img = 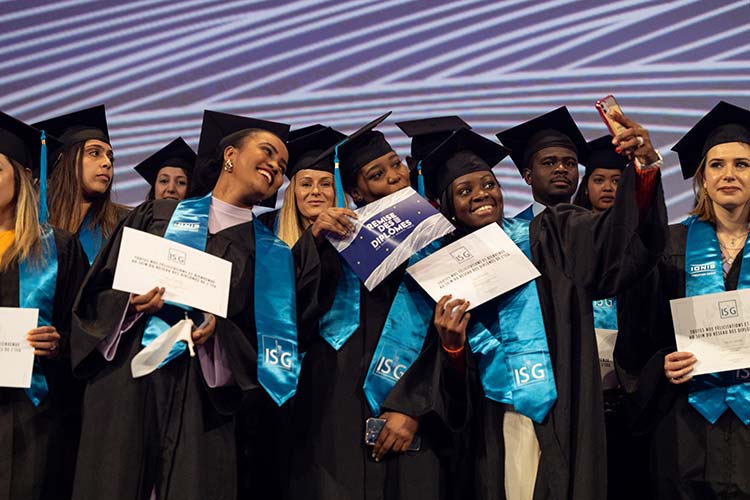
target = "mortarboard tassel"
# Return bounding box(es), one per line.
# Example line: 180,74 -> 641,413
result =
416,160 -> 426,197
39,130 -> 49,224
334,143 -> 346,208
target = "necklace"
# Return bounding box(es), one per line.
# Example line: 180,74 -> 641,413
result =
717,228 -> 750,249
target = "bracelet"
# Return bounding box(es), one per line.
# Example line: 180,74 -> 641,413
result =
636,150 -> 663,170
442,343 -> 465,357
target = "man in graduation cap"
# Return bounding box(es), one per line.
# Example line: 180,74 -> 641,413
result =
70,110 -> 302,500
289,113 -> 467,500
134,137 -> 196,202
496,106 -> 588,220
33,105 -> 129,264
615,101 -> 750,499
418,120 -> 668,500
0,111 -> 89,500
395,116 -> 470,199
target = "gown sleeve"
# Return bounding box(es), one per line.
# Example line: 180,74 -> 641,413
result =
70,203 -> 156,379
614,227 -> 686,431
535,162 -> 668,300
292,228 -> 343,351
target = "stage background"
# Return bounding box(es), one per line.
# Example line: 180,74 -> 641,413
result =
2,0 -> 749,220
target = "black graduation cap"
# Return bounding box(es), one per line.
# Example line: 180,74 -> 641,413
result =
336,112 -> 394,190
396,116 -> 471,162
495,106 -> 587,175
308,112 -> 392,207
421,128 -> 510,200
583,135 -> 627,175
672,101 -> 750,179
396,116 -> 471,196
197,110 -> 290,157
288,124 -> 326,143
0,111 -> 61,177
194,110 -> 290,208
32,105 -> 109,153
134,137 -> 197,187
286,126 -> 346,179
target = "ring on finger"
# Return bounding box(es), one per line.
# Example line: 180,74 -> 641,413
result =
636,136 -> 644,147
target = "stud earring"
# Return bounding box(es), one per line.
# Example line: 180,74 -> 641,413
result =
224,160 -> 234,172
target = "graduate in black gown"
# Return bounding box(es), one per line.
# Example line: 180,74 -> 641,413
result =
0,112 -> 89,500
70,110 -> 299,500
572,135 -> 652,500
616,101 -> 750,499
33,106 -> 129,264
419,114 -> 666,500
289,113 -> 470,500
134,137 -> 196,202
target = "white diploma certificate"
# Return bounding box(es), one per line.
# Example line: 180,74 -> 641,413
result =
0,307 -> 39,388
595,328 -> 618,390
406,223 -> 540,310
112,227 -> 232,318
670,289 -> 750,376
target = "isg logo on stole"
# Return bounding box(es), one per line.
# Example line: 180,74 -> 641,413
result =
508,353 -> 549,387
261,336 -> 296,371
373,344 -> 408,382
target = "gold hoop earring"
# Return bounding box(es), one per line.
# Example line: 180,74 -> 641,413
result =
224,160 -> 234,172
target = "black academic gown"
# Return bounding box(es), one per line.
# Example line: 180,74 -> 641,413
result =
70,200 -> 269,500
287,231 -> 471,500
0,229 -> 89,500
616,224 -> 750,499
472,164 -> 667,500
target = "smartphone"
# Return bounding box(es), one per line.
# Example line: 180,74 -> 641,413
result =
365,417 -> 421,452
596,95 -> 627,136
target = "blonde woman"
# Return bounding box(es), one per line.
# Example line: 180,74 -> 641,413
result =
0,112 -> 89,500
258,126 -> 344,246
616,101 -> 750,498
33,105 -> 129,264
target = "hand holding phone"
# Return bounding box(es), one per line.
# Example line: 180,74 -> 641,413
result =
596,95 -> 628,137
365,416 -> 421,459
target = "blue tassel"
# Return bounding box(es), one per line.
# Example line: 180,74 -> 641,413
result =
416,160 -> 426,198
334,144 -> 346,208
39,130 -> 48,224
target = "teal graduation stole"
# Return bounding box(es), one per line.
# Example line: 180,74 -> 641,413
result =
319,262 -> 361,350
140,193 -> 211,366
682,215 -> 750,424
514,205 -> 534,221
19,228 -> 58,406
467,218 -> 557,423
362,242 -> 440,415
254,220 -> 300,406
139,194 -> 300,406
78,211 -> 105,265
593,298 -> 618,330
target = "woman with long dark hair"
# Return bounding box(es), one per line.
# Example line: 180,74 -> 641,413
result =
33,105 -> 129,264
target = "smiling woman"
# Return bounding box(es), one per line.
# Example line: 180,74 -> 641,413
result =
69,110 -> 305,500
